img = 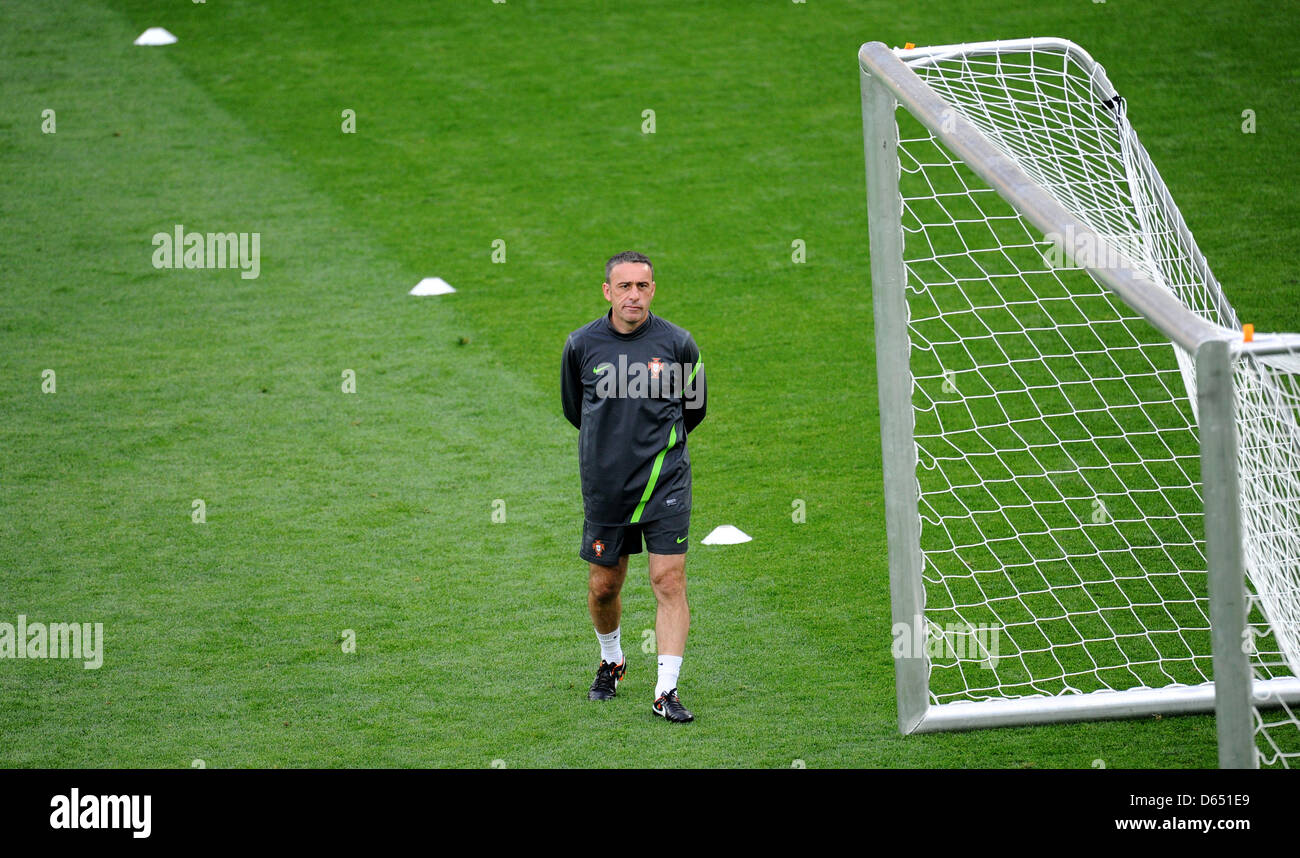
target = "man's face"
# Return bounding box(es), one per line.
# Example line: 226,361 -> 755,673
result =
603,262 -> 655,331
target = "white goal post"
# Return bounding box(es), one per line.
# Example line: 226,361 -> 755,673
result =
859,38 -> 1300,767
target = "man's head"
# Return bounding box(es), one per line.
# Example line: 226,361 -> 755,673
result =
603,251 -> 655,333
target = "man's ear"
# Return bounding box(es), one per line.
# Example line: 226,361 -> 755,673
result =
602,282 -> 612,302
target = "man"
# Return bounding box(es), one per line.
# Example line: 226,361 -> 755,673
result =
561,251 -> 706,723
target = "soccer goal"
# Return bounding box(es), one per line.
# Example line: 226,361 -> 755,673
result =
859,38 -> 1300,767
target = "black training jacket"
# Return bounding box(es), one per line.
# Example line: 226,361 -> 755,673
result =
561,311 -> 706,526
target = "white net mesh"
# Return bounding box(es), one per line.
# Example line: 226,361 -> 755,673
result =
1239,352 -> 1300,767
886,41 -> 1300,759
1251,601 -> 1300,768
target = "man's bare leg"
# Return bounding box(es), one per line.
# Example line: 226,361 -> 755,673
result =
588,556 -> 628,634
647,551 -> 694,720
586,556 -> 630,700
647,552 -> 689,655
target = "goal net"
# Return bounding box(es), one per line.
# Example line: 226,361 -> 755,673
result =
1240,350 -> 1300,768
859,38 -> 1300,766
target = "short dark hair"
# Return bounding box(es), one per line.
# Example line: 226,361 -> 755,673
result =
605,251 -> 654,281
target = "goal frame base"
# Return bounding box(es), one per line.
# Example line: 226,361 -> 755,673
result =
906,678 -> 1300,734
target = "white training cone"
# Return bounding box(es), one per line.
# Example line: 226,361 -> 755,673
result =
134,27 -> 177,46
409,277 -> 455,296
701,525 -> 751,545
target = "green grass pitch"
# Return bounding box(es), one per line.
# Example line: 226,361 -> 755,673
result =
2,0 -> 1298,768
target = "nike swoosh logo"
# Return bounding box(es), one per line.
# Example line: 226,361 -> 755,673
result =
593,363 -> 613,375
676,537 -> 687,543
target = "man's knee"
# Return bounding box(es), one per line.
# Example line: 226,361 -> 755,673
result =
588,561 -> 626,602
648,556 -> 687,600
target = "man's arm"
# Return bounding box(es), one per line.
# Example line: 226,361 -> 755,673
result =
682,333 -> 706,434
561,335 -> 583,430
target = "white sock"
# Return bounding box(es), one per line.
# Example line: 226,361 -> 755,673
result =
596,627 -> 623,665
656,654 -> 682,698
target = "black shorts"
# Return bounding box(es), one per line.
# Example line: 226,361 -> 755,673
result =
580,509 -> 690,566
